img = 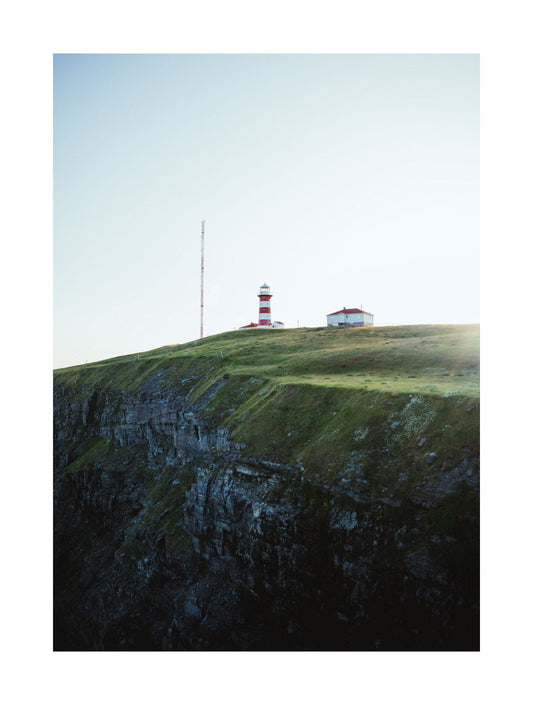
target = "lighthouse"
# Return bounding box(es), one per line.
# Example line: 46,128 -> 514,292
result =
238,283 -> 284,329
258,283 -> 273,327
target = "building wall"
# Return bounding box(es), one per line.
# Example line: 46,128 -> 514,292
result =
327,312 -> 374,327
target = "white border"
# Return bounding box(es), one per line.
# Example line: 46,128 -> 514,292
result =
3,1 -> 532,703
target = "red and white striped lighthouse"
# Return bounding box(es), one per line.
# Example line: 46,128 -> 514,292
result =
238,282 -> 284,329
258,283 -> 272,327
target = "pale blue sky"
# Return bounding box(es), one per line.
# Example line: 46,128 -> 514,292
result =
54,54 -> 479,368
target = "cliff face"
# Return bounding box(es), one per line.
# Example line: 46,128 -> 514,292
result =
54,383 -> 478,650
54,328 -> 479,650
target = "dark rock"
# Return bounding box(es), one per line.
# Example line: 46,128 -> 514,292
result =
54,369 -> 479,652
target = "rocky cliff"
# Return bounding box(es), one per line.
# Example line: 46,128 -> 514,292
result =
54,326 -> 479,650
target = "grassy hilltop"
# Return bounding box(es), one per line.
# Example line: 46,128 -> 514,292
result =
55,324 -> 479,479
56,324 -> 479,395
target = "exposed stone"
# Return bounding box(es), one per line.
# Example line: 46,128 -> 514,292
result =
54,369 -> 479,652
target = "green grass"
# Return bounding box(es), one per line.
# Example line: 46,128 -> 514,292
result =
144,463 -> 197,552
55,324 -> 479,396
63,436 -> 111,475
55,325 -> 479,481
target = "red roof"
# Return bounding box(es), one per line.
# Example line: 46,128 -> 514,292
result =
327,307 -> 372,316
239,321 -> 284,328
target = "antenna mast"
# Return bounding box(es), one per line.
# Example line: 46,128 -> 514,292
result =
200,220 -> 205,339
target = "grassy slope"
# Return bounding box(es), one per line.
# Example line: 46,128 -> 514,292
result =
55,325 -> 479,478
55,324 -> 479,394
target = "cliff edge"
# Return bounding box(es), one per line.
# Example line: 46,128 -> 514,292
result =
54,324 -> 479,650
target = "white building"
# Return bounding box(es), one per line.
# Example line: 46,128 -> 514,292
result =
326,307 -> 374,327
